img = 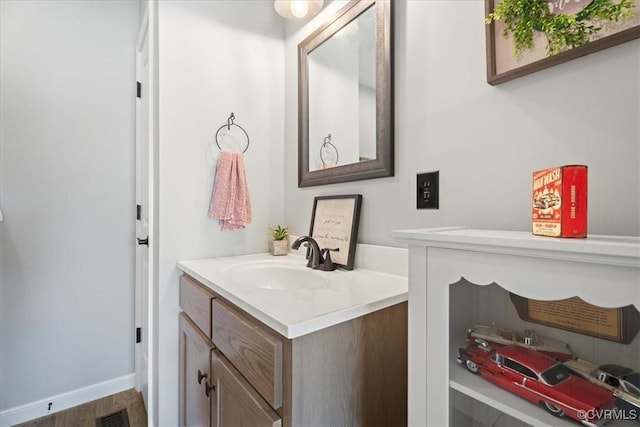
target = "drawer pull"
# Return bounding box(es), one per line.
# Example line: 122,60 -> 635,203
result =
197,369 -> 207,385
205,381 -> 216,397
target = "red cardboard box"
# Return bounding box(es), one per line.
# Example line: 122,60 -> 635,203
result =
532,165 -> 587,238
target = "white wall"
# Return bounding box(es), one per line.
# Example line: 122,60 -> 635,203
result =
0,0 -> 138,413
156,1 -> 285,424
284,0 -> 640,245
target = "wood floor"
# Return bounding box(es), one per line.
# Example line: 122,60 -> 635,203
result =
13,388 -> 147,427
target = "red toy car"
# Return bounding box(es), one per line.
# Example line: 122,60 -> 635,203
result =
458,344 -> 616,426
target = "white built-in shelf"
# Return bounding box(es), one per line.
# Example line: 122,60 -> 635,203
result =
391,227 -> 640,426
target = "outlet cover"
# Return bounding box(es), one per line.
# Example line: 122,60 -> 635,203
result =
417,171 -> 439,209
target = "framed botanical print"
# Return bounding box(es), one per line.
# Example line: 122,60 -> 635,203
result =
485,0 -> 640,85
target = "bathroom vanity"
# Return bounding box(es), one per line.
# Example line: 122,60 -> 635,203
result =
177,253 -> 408,427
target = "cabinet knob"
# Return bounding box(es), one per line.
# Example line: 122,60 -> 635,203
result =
197,370 -> 207,384
205,381 -> 216,397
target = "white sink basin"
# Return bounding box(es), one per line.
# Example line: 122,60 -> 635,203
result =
178,253 -> 408,338
225,260 -> 331,291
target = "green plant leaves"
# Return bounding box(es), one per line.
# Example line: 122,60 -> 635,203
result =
486,0 -> 636,56
269,225 -> 289,241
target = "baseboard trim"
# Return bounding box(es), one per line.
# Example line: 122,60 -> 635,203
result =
0,374 -> 135,427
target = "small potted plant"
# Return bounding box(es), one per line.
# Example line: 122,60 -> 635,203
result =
269,225 -> 289,256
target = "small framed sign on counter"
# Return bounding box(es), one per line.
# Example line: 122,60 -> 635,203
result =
309,194 -> 362,270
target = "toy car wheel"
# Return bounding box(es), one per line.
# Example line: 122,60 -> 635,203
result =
542,401 -> 565,417
465,360 -> 479,374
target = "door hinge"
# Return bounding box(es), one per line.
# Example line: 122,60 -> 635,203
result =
136,204 -> 141,220
136,327 -> 142,343
136,82 -> 142,98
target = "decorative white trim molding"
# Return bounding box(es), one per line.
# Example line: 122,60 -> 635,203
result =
0,374 -> 135,427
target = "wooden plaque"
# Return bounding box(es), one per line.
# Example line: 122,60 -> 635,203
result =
510,294 -> 640,344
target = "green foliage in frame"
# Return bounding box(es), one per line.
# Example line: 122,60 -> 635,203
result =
486,0 -> 636,56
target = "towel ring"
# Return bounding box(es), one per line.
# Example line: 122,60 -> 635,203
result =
215,112 -> 250,153
320,133 -> 339,166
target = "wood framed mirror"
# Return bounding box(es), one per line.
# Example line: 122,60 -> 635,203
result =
298,0 -> 393,187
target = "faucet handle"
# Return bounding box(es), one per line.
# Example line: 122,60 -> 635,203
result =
320,248 -> 340,271
301,242 -> 315,268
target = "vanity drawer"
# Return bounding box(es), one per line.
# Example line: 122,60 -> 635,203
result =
212,299 -> 283,409
180,275 -> 215,338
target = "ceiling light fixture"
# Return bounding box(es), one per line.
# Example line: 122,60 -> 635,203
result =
274,0 -> 323,19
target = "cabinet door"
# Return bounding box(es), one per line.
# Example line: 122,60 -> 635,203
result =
211,350 -> 281,427
180,313 -> 214,427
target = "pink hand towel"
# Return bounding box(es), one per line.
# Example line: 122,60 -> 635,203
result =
209,152 -> 252,230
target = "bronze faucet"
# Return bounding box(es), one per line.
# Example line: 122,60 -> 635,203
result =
291,236 -> 339,271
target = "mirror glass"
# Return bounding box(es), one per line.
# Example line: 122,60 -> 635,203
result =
298,0 -> 393,187
308,6 -> 376,171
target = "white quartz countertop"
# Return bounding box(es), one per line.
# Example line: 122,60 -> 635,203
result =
177,253 -> 408,339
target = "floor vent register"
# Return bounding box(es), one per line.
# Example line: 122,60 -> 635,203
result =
95,408 -> 130,427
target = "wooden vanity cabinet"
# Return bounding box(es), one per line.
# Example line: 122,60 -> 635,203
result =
179,275 -> 281,427
179,313 -> 214,427
179,273 -> 408,427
